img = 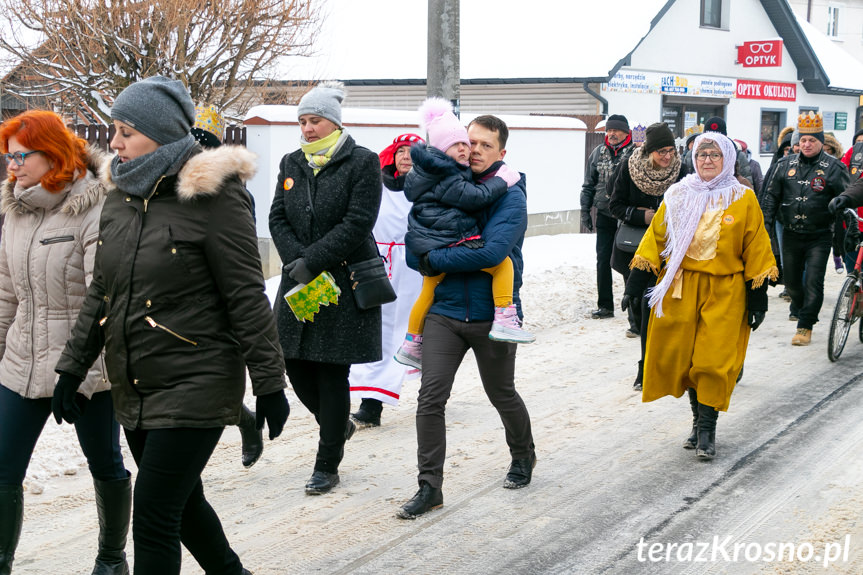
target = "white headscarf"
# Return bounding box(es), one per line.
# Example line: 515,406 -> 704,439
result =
646,133 -> 746,317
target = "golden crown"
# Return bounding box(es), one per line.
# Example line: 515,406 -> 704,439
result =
194,104 -> 226,138
797,111 -> 823,134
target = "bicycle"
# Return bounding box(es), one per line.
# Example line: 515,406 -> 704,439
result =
827,208 -> 863,362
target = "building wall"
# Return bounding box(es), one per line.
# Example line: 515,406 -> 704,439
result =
310,83 -> 602,116
604,0 -> 860,171
789,0 -> 863,63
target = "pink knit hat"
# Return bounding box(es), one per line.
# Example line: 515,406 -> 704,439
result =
419,97 -> 470,153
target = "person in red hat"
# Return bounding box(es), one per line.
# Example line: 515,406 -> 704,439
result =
349,133 -> 426,427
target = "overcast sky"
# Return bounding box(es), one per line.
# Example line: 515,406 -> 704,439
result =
281,0 -> 670,80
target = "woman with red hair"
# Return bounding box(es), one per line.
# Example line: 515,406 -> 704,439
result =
0,110 -> 131,574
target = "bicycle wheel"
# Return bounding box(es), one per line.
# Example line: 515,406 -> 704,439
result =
859,309 -> 863,343
828,276 -> 858,362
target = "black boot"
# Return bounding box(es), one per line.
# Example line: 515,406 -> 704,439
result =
683,388 -> 699,449
696,402 -> 719,459
351,398 -> 383,427
0,485 -> 23,575
92,474 -> 131,575
396,481 -> 443,519
238,404 -> 264,468
633,361 -> 643,391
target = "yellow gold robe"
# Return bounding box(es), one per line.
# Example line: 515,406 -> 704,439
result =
631,189 -> 777,411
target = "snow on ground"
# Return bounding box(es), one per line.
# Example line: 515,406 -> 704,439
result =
26,233 -> 601,493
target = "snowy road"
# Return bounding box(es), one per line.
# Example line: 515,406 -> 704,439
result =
12,256 -> 863,574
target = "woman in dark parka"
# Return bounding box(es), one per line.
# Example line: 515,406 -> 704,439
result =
269,81 -> 383,495
53,76 -> 289,575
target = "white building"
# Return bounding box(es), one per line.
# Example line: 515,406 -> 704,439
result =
604,0 -> 863,167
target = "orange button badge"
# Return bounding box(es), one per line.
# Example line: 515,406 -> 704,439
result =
723,214 -> 735,225
284,177 -> 294,191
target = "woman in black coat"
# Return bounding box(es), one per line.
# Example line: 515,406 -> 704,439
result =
54,76 -> 289,575
611,123 -> 686,390
269,81 -> 383,494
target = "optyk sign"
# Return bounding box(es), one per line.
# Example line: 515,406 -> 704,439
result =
736,40 -> 783,67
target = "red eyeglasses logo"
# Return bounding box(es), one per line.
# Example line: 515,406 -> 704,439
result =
737,40 -> 783,67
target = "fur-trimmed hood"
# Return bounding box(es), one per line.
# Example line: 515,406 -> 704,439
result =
100,145 -> 257,201
777,126 -> 795,148
2,145 -> 109,216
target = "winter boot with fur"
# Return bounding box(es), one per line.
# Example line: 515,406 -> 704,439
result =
695,403 -> 719,459
238,403 -> 264,468
683,388 -> 699,449
91,474 -> 131,575
0,484 -> 23,575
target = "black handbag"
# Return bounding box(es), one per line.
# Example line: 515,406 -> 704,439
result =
303,185 -> 396,310
346,252 -> 397,310
615,222 -> 648,253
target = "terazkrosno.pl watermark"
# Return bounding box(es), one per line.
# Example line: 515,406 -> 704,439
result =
636,535 -> 851,567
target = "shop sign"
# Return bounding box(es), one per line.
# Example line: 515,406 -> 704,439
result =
735,80 -> 796,101
603,71 -> 734,98
836,112 -> 848,131
736,40 -> 783,67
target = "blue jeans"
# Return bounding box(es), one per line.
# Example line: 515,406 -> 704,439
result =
0,385 -> 125,486
782,230 -> 832,330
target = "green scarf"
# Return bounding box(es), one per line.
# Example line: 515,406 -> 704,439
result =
301,129 -> 344,175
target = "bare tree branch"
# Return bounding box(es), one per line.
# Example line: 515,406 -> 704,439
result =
0,0 -> 321,122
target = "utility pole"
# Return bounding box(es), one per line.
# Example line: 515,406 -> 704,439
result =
427,0 -> 460,116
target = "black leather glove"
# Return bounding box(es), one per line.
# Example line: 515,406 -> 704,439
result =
621,294 -> 641,313
581,211 -> 594,232
255,390 -> 289,440
283,258 -> 315,284
748,310 -> 766,331
51,373 -> 87,424
829,194 -> 851,215
458,238 -> 484,249
418,253 -> 439,277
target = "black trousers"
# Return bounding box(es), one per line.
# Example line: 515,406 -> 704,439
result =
782,229 -> 831,330
285,359 -> 350,473
125,427 -> 242,575
595,212 -> 617,311
416,314 -> 535,489
0,387 -> 125,485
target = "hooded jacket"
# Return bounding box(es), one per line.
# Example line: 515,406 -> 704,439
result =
412,167 -> 528,322
0,148 -> 109,399
56,145 -> 286,430
404,145 -> 509,254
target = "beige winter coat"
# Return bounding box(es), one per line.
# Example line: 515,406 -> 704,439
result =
0,150 -> 109,399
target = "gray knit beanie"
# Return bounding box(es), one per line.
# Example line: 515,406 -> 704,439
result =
111,76 -> 195,145
791,128 -> 801,147
297,81 -> 345,127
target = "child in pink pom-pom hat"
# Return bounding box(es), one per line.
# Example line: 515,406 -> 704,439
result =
393,98 -> 534,370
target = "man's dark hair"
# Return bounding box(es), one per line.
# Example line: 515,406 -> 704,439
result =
469,115 -> 509,149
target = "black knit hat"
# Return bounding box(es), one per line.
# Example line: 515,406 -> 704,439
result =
643,123 -> 675,155
704,116 -> 727,136
606,114 -> 630,133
